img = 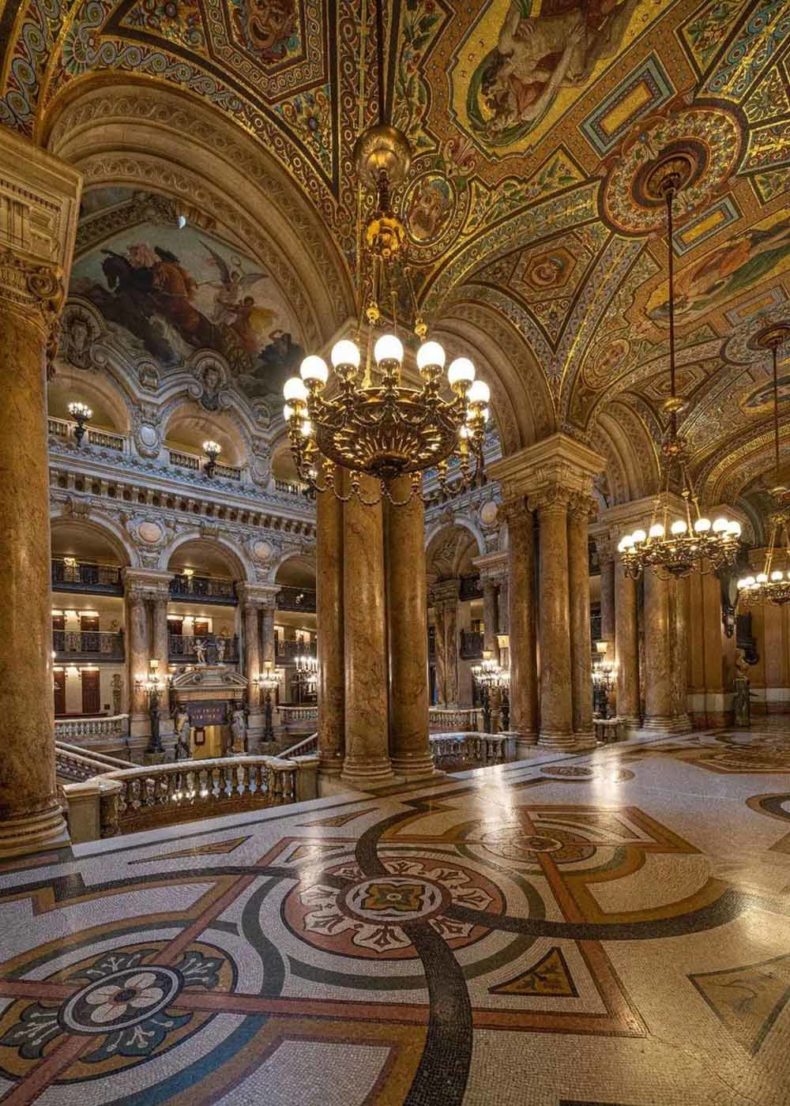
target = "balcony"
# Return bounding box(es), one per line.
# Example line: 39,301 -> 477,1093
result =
274,479 -> 312,498
275,638 -> 317,662
277,585 -> 317,613
52,558 -> 123,596
168,448 -> 242,482
53,629 -> 125,661
48,416 -> 126,453
168,633 -> 239,664
460,629 -> 484,660
459,573 -> 483,601
169,574 -> 237,605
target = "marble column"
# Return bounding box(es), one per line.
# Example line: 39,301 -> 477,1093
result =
317,470 -> 345,777
341,473 -> 393,785
261,603 -> 276,668
535,492 -> 575,748
125,582 -> 151,732
385,475 -> 433,779
568,496 -> 595,749
432,580 -> 460,706
151,591 -> 171,716
237,584 -> 279,749
643,571 -> 690,733
482,579 -> 500,659
505,500 -> 538,750
243,602 -> 261,711
614,562 -> 640,731
497,577 -> 510,637
599,541 -> 616,650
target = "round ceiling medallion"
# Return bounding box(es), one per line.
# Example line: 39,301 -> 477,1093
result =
601,107 -> 742,236
138,521 -> 164,545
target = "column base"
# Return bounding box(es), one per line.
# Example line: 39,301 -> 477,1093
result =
513,733 -> 539,758
618,715 -> 641,738
574,731 -> 597,751
538,730 -> 577,750
0,802 -> 70,860
390,751 -> 437,780
642,714 -> 692,735
340,756 -> 397,789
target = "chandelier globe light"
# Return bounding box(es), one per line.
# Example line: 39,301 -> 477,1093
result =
617,156 -> 741,579
283,75 -> 491,505
737,323 -> 790,607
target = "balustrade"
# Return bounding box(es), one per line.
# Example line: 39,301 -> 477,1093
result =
429,732 -> 516,769
169,574 -> 237,603
48,417 -> 125,452
53,629 -> 124,660
51,558 -> 123,595
278,705 -> 318,733
168,632 -> 239,663
428,707 -> 481,732
55,741 -> 132,781
275,638 -> 317,661
276,586 -> 317,613
274,479 -> 310,497
169,449 -> 242,481
55,714 -> 130,743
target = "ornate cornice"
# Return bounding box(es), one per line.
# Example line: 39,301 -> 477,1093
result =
490,433 -> 605,504
236,583 -> 280,610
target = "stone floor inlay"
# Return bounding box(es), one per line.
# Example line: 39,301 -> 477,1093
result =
0,726 -> 789,1104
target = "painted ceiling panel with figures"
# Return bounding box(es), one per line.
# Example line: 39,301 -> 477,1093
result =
0,0 -> 789,509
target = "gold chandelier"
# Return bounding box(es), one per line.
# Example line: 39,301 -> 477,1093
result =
618,157 -> 741,579
282,125 -> 490,506
737,323 -> 790,606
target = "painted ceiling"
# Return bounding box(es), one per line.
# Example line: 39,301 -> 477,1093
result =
1,0 -> 789,512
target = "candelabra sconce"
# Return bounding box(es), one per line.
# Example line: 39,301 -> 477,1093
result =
203,440 -> 222,479
294,652 -> 319,698
67,401 -> 92,446
258,664 -> 282,742
136,659 -> 172,755
471,651 -> 510,733
592,642 -> 615,720
182,566 -> 194,592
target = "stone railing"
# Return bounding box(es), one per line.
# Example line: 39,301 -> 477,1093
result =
282,732 -> 318,757
55,714 -> 130,744
279,705 -> 318,733
56,741 -> 132,782
48,416 -> 126,452
429,707 -> 481,732
274,478 -> 310,497
276,638 -> 317,661
430,732 -> 516,768
168,448 -> 242,482
64,753 -> 319,842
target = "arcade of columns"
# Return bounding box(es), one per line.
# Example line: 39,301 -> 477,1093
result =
0,130 -> 744,857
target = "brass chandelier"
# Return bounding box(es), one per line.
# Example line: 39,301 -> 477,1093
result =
737,323 -> 790,606
281,124 -> 490,506
618,157 -> 741,579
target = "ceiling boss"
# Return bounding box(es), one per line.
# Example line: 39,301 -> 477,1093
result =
281,123 -> 490,506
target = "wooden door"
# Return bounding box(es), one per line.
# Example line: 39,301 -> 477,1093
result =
52,614 -> 65,655
81,670 -> 101,715
53,670 -> 66,716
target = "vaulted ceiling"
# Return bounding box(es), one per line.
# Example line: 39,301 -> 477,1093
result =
2,0 -> 788,520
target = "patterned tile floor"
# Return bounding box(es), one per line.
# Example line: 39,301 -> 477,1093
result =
1,725 -> 789,1105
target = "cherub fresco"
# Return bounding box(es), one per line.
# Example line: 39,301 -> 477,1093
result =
71,221 -> 303,402
231,0 -> 299,62
469,0 -> 640,145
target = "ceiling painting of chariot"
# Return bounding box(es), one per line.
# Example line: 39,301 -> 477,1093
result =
71,208 -> 304,404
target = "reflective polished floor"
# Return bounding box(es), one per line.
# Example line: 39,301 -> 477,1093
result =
1,725 -> 789,1105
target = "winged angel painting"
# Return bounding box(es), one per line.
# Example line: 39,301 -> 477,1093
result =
71,222 -> 304,402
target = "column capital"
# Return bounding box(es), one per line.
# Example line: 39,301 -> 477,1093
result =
122,568 -> 173,602
0,128 -> 81,350
472,550 -> 508,584
489,433 -> 605,503
590,524 -> 615,566
236,582 -> 280,610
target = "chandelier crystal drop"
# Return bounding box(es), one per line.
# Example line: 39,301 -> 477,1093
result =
617,157 -> 741,579
282,124 -> 490,507
737,323 -> 790,606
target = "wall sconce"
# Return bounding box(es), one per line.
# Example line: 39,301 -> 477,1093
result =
203,440 -> 222,478
66,665 -> 80,679
67,401 -> 92,445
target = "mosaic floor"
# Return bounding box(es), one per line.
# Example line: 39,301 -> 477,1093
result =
1,726 -> 789,1105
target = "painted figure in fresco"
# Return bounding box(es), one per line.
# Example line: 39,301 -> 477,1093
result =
233,0 -> 298,62
408,178 -> 453,242
478,0 -> 639,139
94,247 -> 177,364
255,329 -> 305,393
149,245 -> 218,350
647,215 -> 790,327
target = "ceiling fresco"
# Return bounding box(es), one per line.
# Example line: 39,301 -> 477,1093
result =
0,0 -> 789,509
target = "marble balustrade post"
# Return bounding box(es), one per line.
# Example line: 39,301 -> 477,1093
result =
341,474 -> 393,785
535,491 -> 575,748
614,561 -> 640,732
568,496 -> 595,749
504,499 -> 538,750
385,475 -> 433,779
317,475 -> 345,777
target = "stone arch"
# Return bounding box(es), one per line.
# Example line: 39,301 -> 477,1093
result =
273,551 -> 316,588
44,81 -> 354,348
49,511 -> 138,568
160,532 -> 254,582
425,516 -> 486,559
161,399 -> 251,470
591,402 -> 660,505
47,365 -> 133,436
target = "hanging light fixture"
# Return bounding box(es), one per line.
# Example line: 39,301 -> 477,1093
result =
282,4 -> 489,506
618,158 -> 741,578
737,323 -> 790,606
